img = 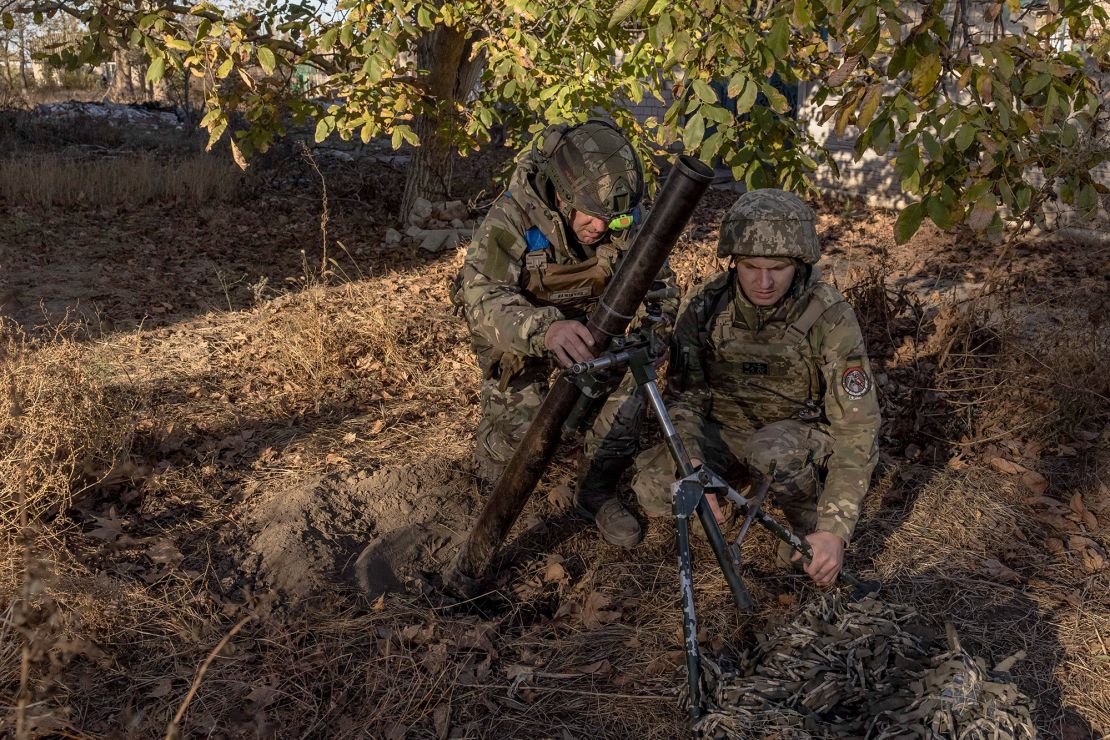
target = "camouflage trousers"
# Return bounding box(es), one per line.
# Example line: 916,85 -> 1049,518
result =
475,362 -> 646,482
631,419 -> 833,535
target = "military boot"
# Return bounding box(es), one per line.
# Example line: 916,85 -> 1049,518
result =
573,454 -> 642,547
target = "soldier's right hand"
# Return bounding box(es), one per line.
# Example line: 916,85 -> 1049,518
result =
544,320 -> 596,368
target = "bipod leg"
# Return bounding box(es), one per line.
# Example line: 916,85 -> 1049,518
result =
637,369 -> 753,612
672,478 -> 702,722
742,503 -> 880,599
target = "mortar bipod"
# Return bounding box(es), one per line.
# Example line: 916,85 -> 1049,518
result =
566,342 -> 753,722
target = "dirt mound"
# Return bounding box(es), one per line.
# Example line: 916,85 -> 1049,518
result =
243,463 -> 474,597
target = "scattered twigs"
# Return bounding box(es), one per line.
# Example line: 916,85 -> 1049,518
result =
165,615 -> 254,740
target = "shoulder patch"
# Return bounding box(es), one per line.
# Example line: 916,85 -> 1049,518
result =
842,366 -> 871,399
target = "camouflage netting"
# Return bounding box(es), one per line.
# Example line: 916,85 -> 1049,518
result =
693,595 -> 1035,739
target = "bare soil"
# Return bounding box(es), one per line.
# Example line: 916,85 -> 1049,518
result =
1,108 -> 1107,739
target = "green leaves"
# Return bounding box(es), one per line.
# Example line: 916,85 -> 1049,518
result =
911,54 -> 941,97
894,201 -> 923,244
257,47 -> 276,75
145,57 -> 166,85
682,112 -> 705,151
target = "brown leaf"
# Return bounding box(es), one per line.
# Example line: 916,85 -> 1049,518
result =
1045,537 -> 1065,555
371,594 -> 385,611
1083,510 -> 1099,530
827,54 -> 861,87
988,456 -> 1026,475
581,591 -> 622,629
87,512 -> 124,542
1063,590 -> 1083,608
547,484 -> 573,512
542,561 -> 567,584
776,593 -> 797,607
569,658 -> 612,675
147,539 -> 183,567
1068,535 -> 1106,555
147,677 -> 174,699
982,558 -> 1022,583
1057,444 -> 1077,457
1069,493 -> 1089,517
1021,471 -> 1048,495
1081,549 -> 1107,573
433,703 -> 450,740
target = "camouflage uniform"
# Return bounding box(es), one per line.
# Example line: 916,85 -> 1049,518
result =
454,119 -> 678,543
632,190 -> 880,546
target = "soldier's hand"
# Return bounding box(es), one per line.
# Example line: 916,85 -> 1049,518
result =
796,530 -> 844,587
544,320 -> 596,368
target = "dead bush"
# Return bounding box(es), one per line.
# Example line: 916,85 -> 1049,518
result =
0,321 -> 140,549
0,152 -> 240,208
930,297 -> 1109,446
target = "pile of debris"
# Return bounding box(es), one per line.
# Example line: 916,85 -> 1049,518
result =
694,595 -> 1035,739
384,197 -> 477,253
34,101 -> 183,129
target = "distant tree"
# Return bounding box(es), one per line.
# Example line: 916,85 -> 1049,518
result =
5,0 -> 1108,238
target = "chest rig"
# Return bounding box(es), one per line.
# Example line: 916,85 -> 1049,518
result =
702,281 -> 842,427
518,227 -> 623,320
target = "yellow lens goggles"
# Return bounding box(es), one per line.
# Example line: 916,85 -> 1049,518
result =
607,212 -> 635,231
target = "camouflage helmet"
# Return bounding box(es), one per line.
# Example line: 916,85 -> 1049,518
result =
718,189 -> 820,264
534,119 -> 644,222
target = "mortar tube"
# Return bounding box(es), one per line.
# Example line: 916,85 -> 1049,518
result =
447,156 -> 715,591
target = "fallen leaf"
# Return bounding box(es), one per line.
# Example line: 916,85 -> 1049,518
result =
1081,549 -> 1107,573
1021,471 -> 1048,495
433,703 -> 450,740
1070,493 -> 1089,517
1057,444 -> 1077,457
342,432 -> 357,444
1045,537 -> 1065,555
776,593 -> 797,607
581,591 -> 622,629
569,658 -> 612,675
147,539 -> 183,566
988,457 -> 1026,475
982,558 -> 1022,583
371,594 -> 385,611
547,484 -> 573,511
87,512 -> 124,542
147,677 -> 174,698
542,561 -> 567,584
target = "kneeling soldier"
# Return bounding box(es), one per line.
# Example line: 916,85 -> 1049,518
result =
632,189 -> 880,586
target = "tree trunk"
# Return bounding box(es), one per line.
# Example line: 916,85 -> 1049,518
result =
398,24 -> 485,226
17,27 -> 30,89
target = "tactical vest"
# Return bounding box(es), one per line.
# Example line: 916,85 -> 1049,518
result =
518,228 -> 622,320
702,279 -> 844,429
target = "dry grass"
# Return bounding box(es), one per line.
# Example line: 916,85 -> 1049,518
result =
0,321 -> 141,546
1,194 -> 1108,738
0,152 -> 240,208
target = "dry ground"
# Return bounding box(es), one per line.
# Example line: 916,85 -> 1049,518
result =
1,109 -> 1108,739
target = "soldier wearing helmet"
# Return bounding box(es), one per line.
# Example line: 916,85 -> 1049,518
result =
454,118 -> 678,547
631,189 -> 880,586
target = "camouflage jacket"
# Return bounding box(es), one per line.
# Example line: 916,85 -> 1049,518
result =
667,269 -> 881,542
455,148 -> 677,378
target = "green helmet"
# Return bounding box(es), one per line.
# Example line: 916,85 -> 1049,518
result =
718,189 -> 820,265
534,119 -> 644,227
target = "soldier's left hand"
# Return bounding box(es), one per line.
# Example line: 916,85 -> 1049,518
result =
797,530 -> 844,587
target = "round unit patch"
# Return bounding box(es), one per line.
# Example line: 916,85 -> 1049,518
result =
842,366 -> 871,399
